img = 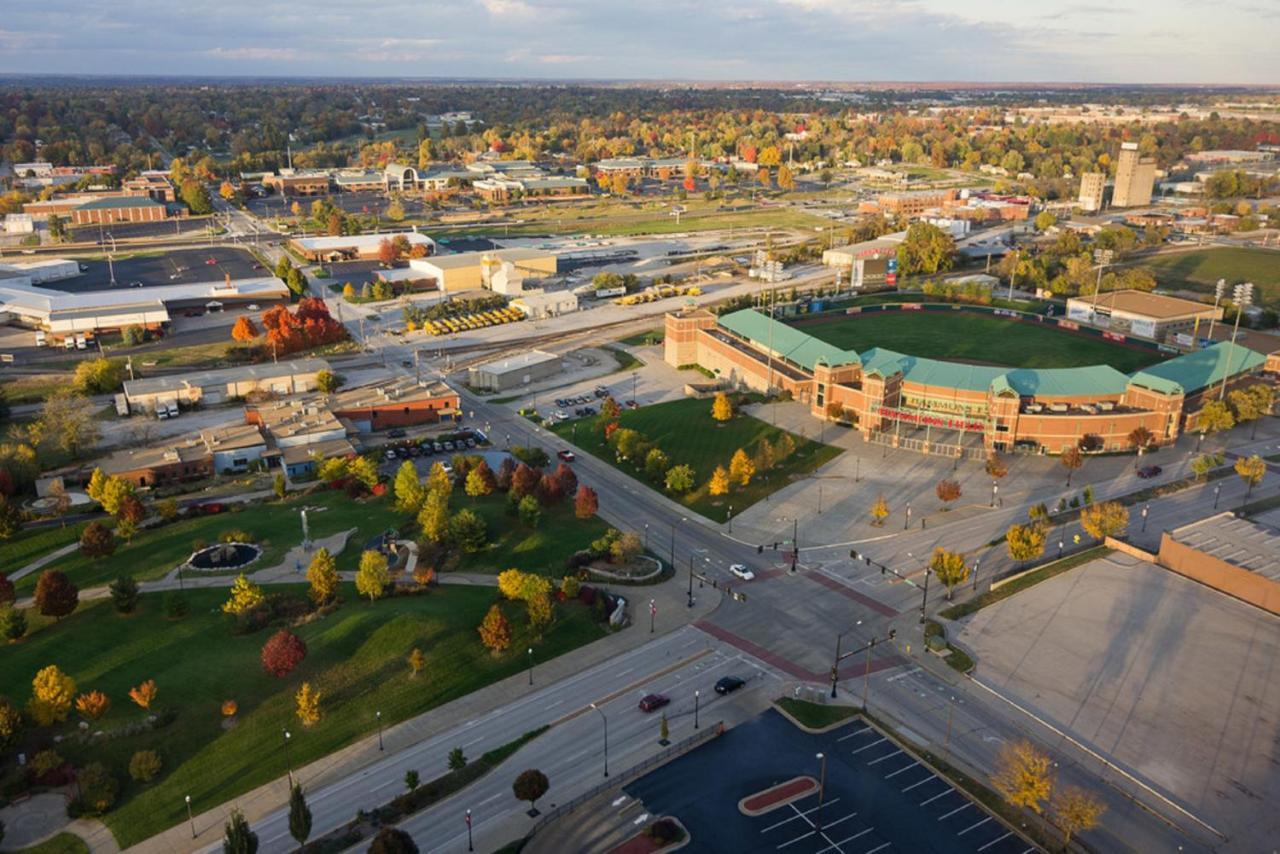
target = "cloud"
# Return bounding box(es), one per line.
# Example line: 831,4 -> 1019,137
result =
202,46 -> 305,62
479,0 -> 536,17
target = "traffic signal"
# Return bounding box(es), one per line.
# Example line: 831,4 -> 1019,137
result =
758,544 -> 764,554
888,629 -> 896,640
880,564 -> 886,575
773,541 -> 779,550
850,549 -> 859,560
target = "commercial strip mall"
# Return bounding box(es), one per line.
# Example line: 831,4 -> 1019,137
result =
665,306 -> 1279,457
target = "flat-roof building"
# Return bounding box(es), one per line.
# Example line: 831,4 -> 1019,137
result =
70,196 -> 169,225
1158,513 -> 1280,615
263,171 -> 332,196
122,359 -> 329,412
1066,290 -> 1221,342
1078,172 -> 1105,212
820,234 -> 906,289
1113,143 -> 1157,208
289,232 -> 436,262
468,350 -> 563,392
329,376 -> 460,431
408,248 -> 557,293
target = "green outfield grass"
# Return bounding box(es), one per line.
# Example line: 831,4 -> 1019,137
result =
2,584 -> 605,849
1135,247 -> 1280,308
795,310 -> 1163,372
550,397 -> 841,520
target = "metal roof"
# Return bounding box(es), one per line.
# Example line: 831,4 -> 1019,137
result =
717,309 -> 860,371
1128,342 -> 1266,395
124,359 -> 329,397
77,196 -> 163,210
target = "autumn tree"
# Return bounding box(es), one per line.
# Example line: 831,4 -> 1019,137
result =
1059,446 -> 1083,486
708,465 -> 730,496
1127,425 -> 1154,451
575,485 -> 599,519
1235,454 -> 1266,504
79,521 -> 116,559
554,462 -> 577,498
1190,451 -> 1223,480
306,547 -> 339,606
347,456 -> 379,491
393,460 -> 423,513
129,749 -> 162,783
28,664 -> 76,725
222,573 -> 265,616
425,460 -> 453,499
664,464 -> 694,493
513,768 -> 550,814
129,678 -> 158,711
1006,523 -> 1047,566
231,316 -> 259,343
418,491 -> 451,543
991,740 -> 1053,814
1197,399 -> 1235,435
295,682 -> 322,726
466,461 -> 496,500
315,369 -> 342,395
34,570 -> 78,621
1052,786 -> 1106,847
711,392 -> 733,422
870,495 -> 890,526
478,604 -> 512,655
289,784 -> 312,849
935,478 -> 962,507
984,453 -> 1008,480
896,222 -> 956,275
356,550 -> 390,602
929,548 -> 969,599
407,648 -> 426,678
1079,501 -> 1129,540
729,448 -> 755,486
0,572 -> 14,607
75,690 -> 111,721
261,630 -> 308,678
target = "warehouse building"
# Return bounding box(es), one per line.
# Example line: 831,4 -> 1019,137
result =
289,231 -> 436,262
408,248 -> 557,293
328,376 -> 460,431
262,171 -> 332,196
468,350 -> 563,391
71,196 -> 169,225
1157,513 -> 1280,616
1066,290 -> 1222,343
511,290 -> 578,319
121,359 -> 329,413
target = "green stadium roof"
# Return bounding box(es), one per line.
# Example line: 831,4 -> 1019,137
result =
1128,342 -> 1267,395
77,196 -> 164,210
717,309 -> 859,371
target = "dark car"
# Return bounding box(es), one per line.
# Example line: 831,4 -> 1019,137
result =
714,676 -> 745,695
1136,465 -> 1163,479
625,400 -> 639,409
387,428 -> 406,438
638,694 -> 670,713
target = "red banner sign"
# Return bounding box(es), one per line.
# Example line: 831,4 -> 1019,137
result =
1057,319 -> 1079,331
877,406 -> 984,432
1102,331 -> 1125,342
900,302 -> 921,310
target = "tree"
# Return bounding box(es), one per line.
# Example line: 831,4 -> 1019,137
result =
231,316 -> 259,343
273,473 -> 287,500
108,575 -> 139,614
343,282 -> 357,301
368,827 -> 418,854
527,592 -> 554,630
295,682 -> 322,726
1033,210 -> 1057,231
664,464 -> 695,493
426,461 -> 453,499
34,570 -> 78,621
448,747 -> 467,771
1191,451 -> 1224,480
1197,400 -> 1235,435
870,495 -> 889,526
405,769 -> 421,791
465,462 -> 496,500
753,439 -> 776,473
288,784 -> 312,848
934,478 -> 962,507
393,460 -> 423,512
991,739 -> 1053,814
518,494 -> 542,527
181,180 -> 212,215
317,456 -> 347,482
377,238 -> 398,266
0,573 -> 13,607
1006,523 -> 1047,566
407,648 -> 426,678
711,392 -> 733,422
129,749 -> 163,783
222,573 -> 265,616
554,462 -> 577,498
0,696 -> 23,745
1235,454 -> 1266,503
76,690 -> 111,721
575,485 -> 598,519
222,807 -> 259,854
929,548 -> 969,599
28,390 -> 101,460
777,165 -> 796,191
478,604 -> 512,655
261,629 -> 308,678
984,453 -> 1008,480
513,768 -> 550,814
385,198 -> 405,222
98,476 -> 135,517
418,492 -> 451,543
128,678 -> 158,710
0,496 -> 19,541
1059,446 -> 1083,486
29,664 -> 76,725
356,550 -> 391,602
306,547 -> 340,605
347,456 -> 379,491
1079,501 -> 1129,540
2,606 -> 27,642
896,222 -> 956,276
1052,786 -> 1106,847
450,508 -> 488,553
73,357 -> 127,395
315,369 -> 342,395
643,448 -> 670,482
729,448 -> 755,486
78,762 -> 118,814
708,465 -> 730,496
611,531 -> 644,565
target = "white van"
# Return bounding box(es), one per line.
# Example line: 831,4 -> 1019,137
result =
75,335 -> 87,350
165,400 -> 179,419
34,330 -> 46,347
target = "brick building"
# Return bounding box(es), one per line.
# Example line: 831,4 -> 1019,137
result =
70,196 -> 168,225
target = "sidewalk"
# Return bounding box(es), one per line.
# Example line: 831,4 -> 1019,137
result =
129,563 -> 721,853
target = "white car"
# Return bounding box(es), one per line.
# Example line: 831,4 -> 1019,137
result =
729,564 -> 755,581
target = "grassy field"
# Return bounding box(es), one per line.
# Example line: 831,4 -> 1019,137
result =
1134,247 -> 1280,308
1,522 -> 89,574
18,490 -> 403,594
776,698 -> 860,729
618,329 -> 664,347
550,397 -> 841,520
1,584 -> 605,848
796,311 -> 1163,372
3,374 -> 75,405
453,494 -> 611,576
12,834 -> 90,854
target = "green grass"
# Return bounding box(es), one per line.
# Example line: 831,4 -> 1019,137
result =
2,584 -> 606,849
937,546 -> 1110,621
2,375 -> 72,405
549,397 -> 841,520
19,491 -> 403,594
605,346 -> 643,372
1135,247 -> 1280,308
795,311 -> 1162,371
1,522 -> 88,575
453,494 -> 611,576
11,833 -> 90,854
776,698 -> 860,729
618,329 -> 664,347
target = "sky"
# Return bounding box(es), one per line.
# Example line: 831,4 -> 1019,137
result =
1,0 -> 1278,84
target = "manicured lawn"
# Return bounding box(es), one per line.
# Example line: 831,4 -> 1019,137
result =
618,329 -> 663,346
19,491 -> 404,594
2,584 -> 606,849
550,397 -> 841,520
797,311 -> 1162,372
1,522 -> 88,575
776,698 -> 860,730
1135,247 -> 1280,308
12,833 -> 89,854
453,494 -> 612,577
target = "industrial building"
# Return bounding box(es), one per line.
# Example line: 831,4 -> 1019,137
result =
71,196 -> 170,225
328,376 -> 460,431
262,171 -> 332,196
289,232 -> 436,262
1065,290 -> 1222,343
408,248 -> 557,293
1158,513 -> 1280,615
510,290 -> 578,319
820,234 -> 906,288
121,359 -> 330,413
1078,172 -> 1105,212
468,350 -> 563,391
1112,143 -> 1157,208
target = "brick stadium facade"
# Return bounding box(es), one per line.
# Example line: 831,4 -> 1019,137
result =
666,308 -> 1277,456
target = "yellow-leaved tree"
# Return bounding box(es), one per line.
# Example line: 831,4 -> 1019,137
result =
29,665 -> 76,726
222,574 -> 265,616
355,550 -> 390,602
708,465 -> 730,496
129,678 -> 157,711
1079,501 -> 1129,541
478,604 -> 512,655
928,548 -> 969,599
729,448 -> 755,486
295,682 -> 322,727
991,739 -> 1053,814
306,548 -> 340,606
711,392 -> 733,422
870,495 -> 890,526
407,648 -> 426,678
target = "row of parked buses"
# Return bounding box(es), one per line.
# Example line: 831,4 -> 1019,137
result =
420,307 -> 524,336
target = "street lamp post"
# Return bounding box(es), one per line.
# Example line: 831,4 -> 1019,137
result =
185,795 -> 196,839
283,730 -> 293,785
588,703 -> 609,777
815,752 -> 828,831
862,637 -> 877,709
1058,539 -> 1064,559
376,711 -> 383,751
971,558 -> 981,592
466,809 -> 474,851
990,481 -> 998,508
944,695 -> 956,761
904,501 -> 912,531
1213,483 -> 1222,509
694,690 -> 700,729
527,647 -> 534,685
644,523 -> 649,551
649,599 -> 656,634
919,568 -> 931,623
1141,504 -> 1150,532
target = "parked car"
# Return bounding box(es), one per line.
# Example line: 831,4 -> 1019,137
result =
443,441 -> 455,452
465,438 -> 477,448
626,400 -> 639,409
558,450 -> 576,462
1137,465 -> 1163,479
715,676 -> 745,695
387,428 -> 406,438
729,564 -> 755,581
638,694 -> 670,713
384,450 -> 397,460
432,442 -> 444,453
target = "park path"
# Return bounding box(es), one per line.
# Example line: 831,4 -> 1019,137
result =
0,792 -> 119,854
10,541 -> 80,582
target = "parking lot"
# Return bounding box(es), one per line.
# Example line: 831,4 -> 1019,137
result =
626,708 -> 1030,853
67,217 -> 215,242
43,246 -> 264,293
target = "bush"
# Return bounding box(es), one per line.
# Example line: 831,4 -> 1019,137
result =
219,529 -> 255,544
77,762 -> 118,814
646,818 -> 685,844
164,592 -> 189,619
128,750 -> 162,783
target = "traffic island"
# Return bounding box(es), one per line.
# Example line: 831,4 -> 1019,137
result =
737,776 -> 818,816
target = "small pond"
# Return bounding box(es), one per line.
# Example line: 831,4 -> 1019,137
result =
188,542 -> 262,571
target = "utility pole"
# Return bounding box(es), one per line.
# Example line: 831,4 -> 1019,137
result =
1219,282 -> 1253,400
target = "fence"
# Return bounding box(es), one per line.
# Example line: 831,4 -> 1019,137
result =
865,430 -> 989,461
526,722 -> 724,838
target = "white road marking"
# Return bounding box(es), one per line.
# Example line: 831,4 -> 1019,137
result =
850,736 -> 887,754
863,843 -> 892,854
814,826 -> 874,854
884,762 -> 918,779
901,775 -> 936,792
837,726 -> 873,742
633,813 -> 649,825
958,816 -> 993,835
866,749 -> 902,766
938,802 -> 972,820
818,811 -> 858,832
886,667 -> 923,683
776,830 -> 817,849
612,796 -> 628,807
920,789 -> 954,806
977,831 -> 1014,851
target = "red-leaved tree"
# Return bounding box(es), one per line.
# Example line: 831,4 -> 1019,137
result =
575,485 -> 598,520
261,629 -> 308,678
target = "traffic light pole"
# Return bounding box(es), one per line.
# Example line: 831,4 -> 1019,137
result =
830,630 -> 896,699
851,549 -> 931,622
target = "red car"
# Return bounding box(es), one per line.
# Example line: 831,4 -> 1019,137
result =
557,450 -> 575,462
1136,465 -> 1163,479
638,694 -> 669,713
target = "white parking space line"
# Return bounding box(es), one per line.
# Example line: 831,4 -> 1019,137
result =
815,827 -> 875,854
883,761 -> 918,779
866,749 -> 902,766
851,736 -> 887,754
817,811 -> 858,832
938,802 -> 973,821
761,799 -> 839,833
837,726 -> 873,741
901,774 -> 937,792
776,829 -> 816,849
977,831 -> 1014,851
863,843 -> 892,854
920,789 -> 954,806
958,816 -> 993,835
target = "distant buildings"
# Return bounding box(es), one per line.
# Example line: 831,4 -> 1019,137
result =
289,232 -> 436,262
121,359 -> 331,413
20,174 -> 181,223
1077,172 -> 1105,212
1112,143 -> 1157,208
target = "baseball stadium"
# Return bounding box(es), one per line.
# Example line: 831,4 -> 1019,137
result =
665,303 -> 1278,458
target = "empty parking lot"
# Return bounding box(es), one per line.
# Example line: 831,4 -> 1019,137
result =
626,708 -> 1031,853
41,246 -> 264,293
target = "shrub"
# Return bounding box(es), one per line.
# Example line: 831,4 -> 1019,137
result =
261,629 -> 308,678
31,748 -> 65,777
77,762 -> 118,814
128,750 -> 162,783
165,592 -> 189,619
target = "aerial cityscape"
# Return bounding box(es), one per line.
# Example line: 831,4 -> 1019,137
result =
0,3 -> 1278,853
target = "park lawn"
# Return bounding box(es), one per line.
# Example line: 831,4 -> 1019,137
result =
797,311 -> 1162,372
12,833 -> 90,854
452,493 -> 612,576
1,522 -> 88,575
2,584 -> 606,849
19,491 -> 403,594
1135,247 -> 1280,308
550,397 -> 841,520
